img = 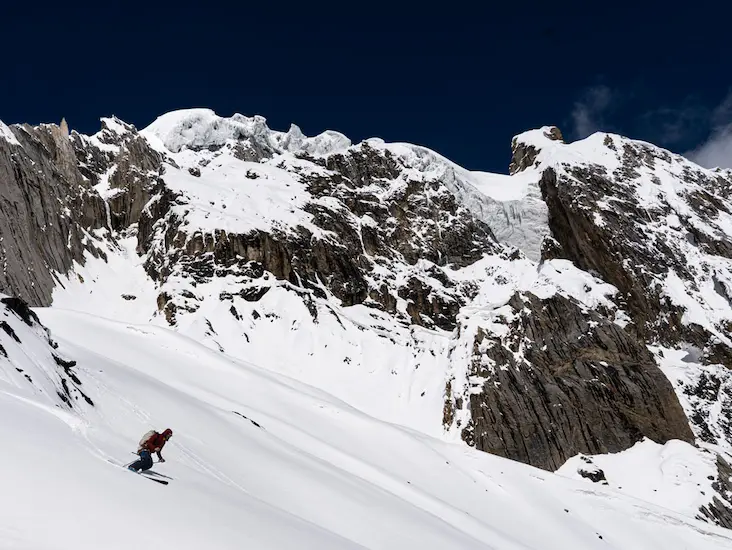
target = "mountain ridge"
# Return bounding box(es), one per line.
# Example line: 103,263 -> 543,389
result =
1,110 -> 731,531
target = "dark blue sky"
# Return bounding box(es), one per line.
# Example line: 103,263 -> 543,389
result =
3,2 -> 731,172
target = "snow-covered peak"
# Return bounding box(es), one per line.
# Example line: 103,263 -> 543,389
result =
292,129 -> 352,155
0,120 -> 20,146
71,110 -> 547,258
273,122 -> 351,155
521,125 -> 732,363
513,125 -> 565,149
349,139 -> 549,259
278,123 -> 306,151
520,128 -> 707,179
142,108 -> 251,152
99,116 -> 136,136
142,108 -> 351,156
509,126 -> 565,175
87,116 -> 138,149
532,128 -> 731,216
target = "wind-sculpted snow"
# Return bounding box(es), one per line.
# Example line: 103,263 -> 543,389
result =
143,108 -> 352,156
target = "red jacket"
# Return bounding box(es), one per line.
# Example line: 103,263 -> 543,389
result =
141,432 -> 168,453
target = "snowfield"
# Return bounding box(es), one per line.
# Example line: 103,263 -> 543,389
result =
0,299 -> 727,549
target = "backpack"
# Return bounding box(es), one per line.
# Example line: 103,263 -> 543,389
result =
138,430 -> 158,451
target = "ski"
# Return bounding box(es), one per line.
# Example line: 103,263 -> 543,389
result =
144,470 -> 173,480
123,465 -> 170,484
139,474 -> 169,485
233,410 -> 263,429
129,468 -> 169,485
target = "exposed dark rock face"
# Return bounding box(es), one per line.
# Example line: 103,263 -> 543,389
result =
699,455 -> 732,529
0,117 -> 167,308
1,296 -> 42,327
452,292 -> 693,471
304,143 -> 499,269
509,141 -> 540,176
576,456 -> 608,484
0,124 -> 106,305
578,468 -> 608,483
71,118 -> 164,232
539,235 -> 565,262
106,136 -> 163,231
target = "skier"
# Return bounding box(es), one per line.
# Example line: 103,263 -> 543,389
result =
128,428 -> 173,472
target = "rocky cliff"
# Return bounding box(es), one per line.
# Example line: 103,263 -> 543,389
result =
0,122 -> 106,305
498,128 -> 732,452
456,291 -> 693,471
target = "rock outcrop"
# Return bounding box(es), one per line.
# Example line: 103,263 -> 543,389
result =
519,133 -> 732,366
0,295 -> 90,409
699,454 -> 732,529
137,131 -> 499,331
0,123 -> 106,305
450,292 -> 693,470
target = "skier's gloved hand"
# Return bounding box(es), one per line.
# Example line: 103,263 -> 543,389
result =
158,458 -> 166,463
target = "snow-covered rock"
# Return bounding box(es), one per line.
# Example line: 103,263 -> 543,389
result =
143,108 -> 352,157
511,128 -> 732,364
0,120 -> 20,146
0,295 -> 91,411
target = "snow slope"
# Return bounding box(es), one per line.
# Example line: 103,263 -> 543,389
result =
0,304 -> 726,549
51,233 -> 453,436
558,439 -> 724,517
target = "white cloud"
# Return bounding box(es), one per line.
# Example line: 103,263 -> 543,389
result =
688,125 -> 732,168
687,92 -> 732,169
571,86 -> 612,139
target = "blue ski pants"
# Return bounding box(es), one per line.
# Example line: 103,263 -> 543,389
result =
129,450 -> 153,472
